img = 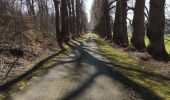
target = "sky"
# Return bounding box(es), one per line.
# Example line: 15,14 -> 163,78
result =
84,0 -> 170,23
85,0 -> 94,22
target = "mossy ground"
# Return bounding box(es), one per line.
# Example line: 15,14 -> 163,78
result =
95,34 -> 170,100
128,34 -> 170,53
165,35 -> 170,53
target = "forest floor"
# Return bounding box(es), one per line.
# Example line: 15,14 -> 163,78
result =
0,33 -> 170,100
0,37 -> 59,85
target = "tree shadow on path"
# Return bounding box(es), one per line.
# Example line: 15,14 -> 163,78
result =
62,40 -> 163,100
0,50 -> 66,92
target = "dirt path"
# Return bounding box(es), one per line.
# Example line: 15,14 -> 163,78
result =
10,34 -> 142,100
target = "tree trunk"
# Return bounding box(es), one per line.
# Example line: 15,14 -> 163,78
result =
105,0 -> 112,40
61,0 -> 69,44
26,0 -> 35,16
113,0 -> 128,47
76,0 -> 81,37
71,0 -> 76,39
67,0 -> 73,39
53,0 -> 64,49
146,0 -> 169,61
131,0 -> 146,51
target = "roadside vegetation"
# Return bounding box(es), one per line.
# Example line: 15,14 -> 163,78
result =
95,34 -> 170,100
128,34 -> 170,53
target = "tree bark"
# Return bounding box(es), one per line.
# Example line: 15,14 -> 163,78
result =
131,0 -> 146,51
71,0 -> 77,39
113,0 -> 128,47
53,0 -> 64,49
104,0 -> 112,40
146,0 -> 169,61
76,0 -> 81,37
61,0 -> 69,44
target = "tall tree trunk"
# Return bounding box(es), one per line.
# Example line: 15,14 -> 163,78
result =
26,0 -> 35,16
76,0 -> 80,37
147,0 -> 169,61
53,0 -> 64,49
61,0 -> 69,44
113,0 -> 128,47
104,0 -> 112,40
106,13 -> 112,40
71,0 -> 76,39
131,0 -> 146,51
67,0 -> 72,38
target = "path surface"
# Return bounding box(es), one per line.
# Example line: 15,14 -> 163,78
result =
11,34 -> 141,100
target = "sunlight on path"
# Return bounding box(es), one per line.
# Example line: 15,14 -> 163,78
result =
11,34 -> 141,100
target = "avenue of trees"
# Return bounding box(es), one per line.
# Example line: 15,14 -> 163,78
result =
53,0 -> 88,49
91,0 -> 170,61
0,0 -> 170,62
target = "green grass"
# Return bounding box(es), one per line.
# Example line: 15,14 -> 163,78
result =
95,34 -> 170,100
128,33 -> 170,53
165,35 -> 170,53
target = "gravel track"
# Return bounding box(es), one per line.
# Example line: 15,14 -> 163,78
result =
10,34 -> 141,100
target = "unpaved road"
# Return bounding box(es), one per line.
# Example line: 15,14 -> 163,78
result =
10,34 -> 141,100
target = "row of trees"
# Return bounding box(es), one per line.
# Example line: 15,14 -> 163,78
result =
91,0 -> 170,61
53,0 -> 88,49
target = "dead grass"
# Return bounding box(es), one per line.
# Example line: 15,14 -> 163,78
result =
0,36 -> 85,99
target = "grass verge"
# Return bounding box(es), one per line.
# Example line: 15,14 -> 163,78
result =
95,34 -> 170,100
128,34 -> 170,53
